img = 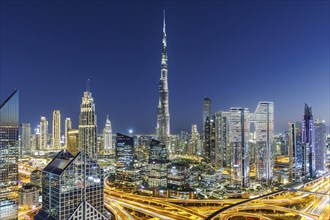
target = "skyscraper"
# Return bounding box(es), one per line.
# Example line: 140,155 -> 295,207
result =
52,110 -> 61,150
302,104 -> 315,177
39,116 -> 48,150
35,150 -> 106,220
203,115 -> 216,166
228,107 -> 250,187
21,123 -> 31,156
148,139 -> 168,188
156,11 -> 171,152
79,87 -> 98,159
102,115 -> 112,152
0,90 -> 19,220
115,133 -> 139,187
203,97 -> 212,133
288,122 -> 302,182
64,117 -> 72,147
189,124 -> 200,155
116,133 -> 134,170
253,102 -> 274,185
214,111 -> 230,169
315,119 -> 326,174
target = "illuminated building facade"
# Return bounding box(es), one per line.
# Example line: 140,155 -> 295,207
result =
156,11 -> 171,152
253,102 -> 274,185
302,104 -> 315,177
189,124 -> 200,156
31,126 -> 40,153
202,97 -> 212,133
203,115 -> 216,166
64,118 -> 72,147
52,110 -> 61,150
167,162 -> 190,190
116,133 -> 134,169
228,107 -> 250,187
148,139 -> 168,188
102,115 -> 112,152
39,116 -> 48,150
67,129 -> 79,156
79,88 -> 98,159
35,150 -> 106,220
315,119 -> 326,174
215,111 -> 230,169
0,90 -> 19,220
288,121 -> 302,182
21,123 -> 31,155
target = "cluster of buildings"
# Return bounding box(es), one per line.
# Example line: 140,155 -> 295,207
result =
0,12 -> 329,220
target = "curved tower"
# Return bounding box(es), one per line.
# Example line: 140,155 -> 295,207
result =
156,11 -> 171,151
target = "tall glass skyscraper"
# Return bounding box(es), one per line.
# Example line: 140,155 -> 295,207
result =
21,123 -> 31,156
0,90 -> 19,220
203,115 -> 216,166
253,102 -> 274,185
228,107 -> 250,187
116,133 -> 134,170
302,104 -> 315,177
148,139 -> 168,188
315,119 -> 326,174
36,150 -> 106,220
288,121 -> 302,182
203,97 -> 212,133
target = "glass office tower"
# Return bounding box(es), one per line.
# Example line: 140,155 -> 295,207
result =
0,90 -> 19,220
35,150 -> 106,220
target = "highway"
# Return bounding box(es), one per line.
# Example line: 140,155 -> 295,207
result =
206,173 -> 330,219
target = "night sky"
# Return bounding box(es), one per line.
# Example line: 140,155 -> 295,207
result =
0,0 -> 329,134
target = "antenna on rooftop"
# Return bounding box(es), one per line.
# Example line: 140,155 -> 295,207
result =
86,79 -> 90,92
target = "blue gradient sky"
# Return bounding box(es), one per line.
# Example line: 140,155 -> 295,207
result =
0,0 -> 329,134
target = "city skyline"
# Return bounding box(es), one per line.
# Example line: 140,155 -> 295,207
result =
1,1 -> 329,134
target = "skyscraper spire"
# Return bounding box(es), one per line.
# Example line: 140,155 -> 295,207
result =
157,11 -> 171,153
163,10 -> 166,34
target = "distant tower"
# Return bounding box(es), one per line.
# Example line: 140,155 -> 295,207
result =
116,133 -> 134,170
228,107 -> 250,187
52,110 -> 61,149
148,139 -> 168,188
203,115 -> 216,166
302,104 -> 315,177
103,115 -> 112,152
214,111 -> 230,169
254,102 -> 274,186
78,82 -> 98,159
39,116 -> 48,150
64,117 -> 72,147
314,119 -> 326,174
156,11 -> 171,152
288,121 -> 302,182
190,124 -> 200,155
21,123 -> 31,155
0,90 -> 19,219
203,97 -> 212,133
